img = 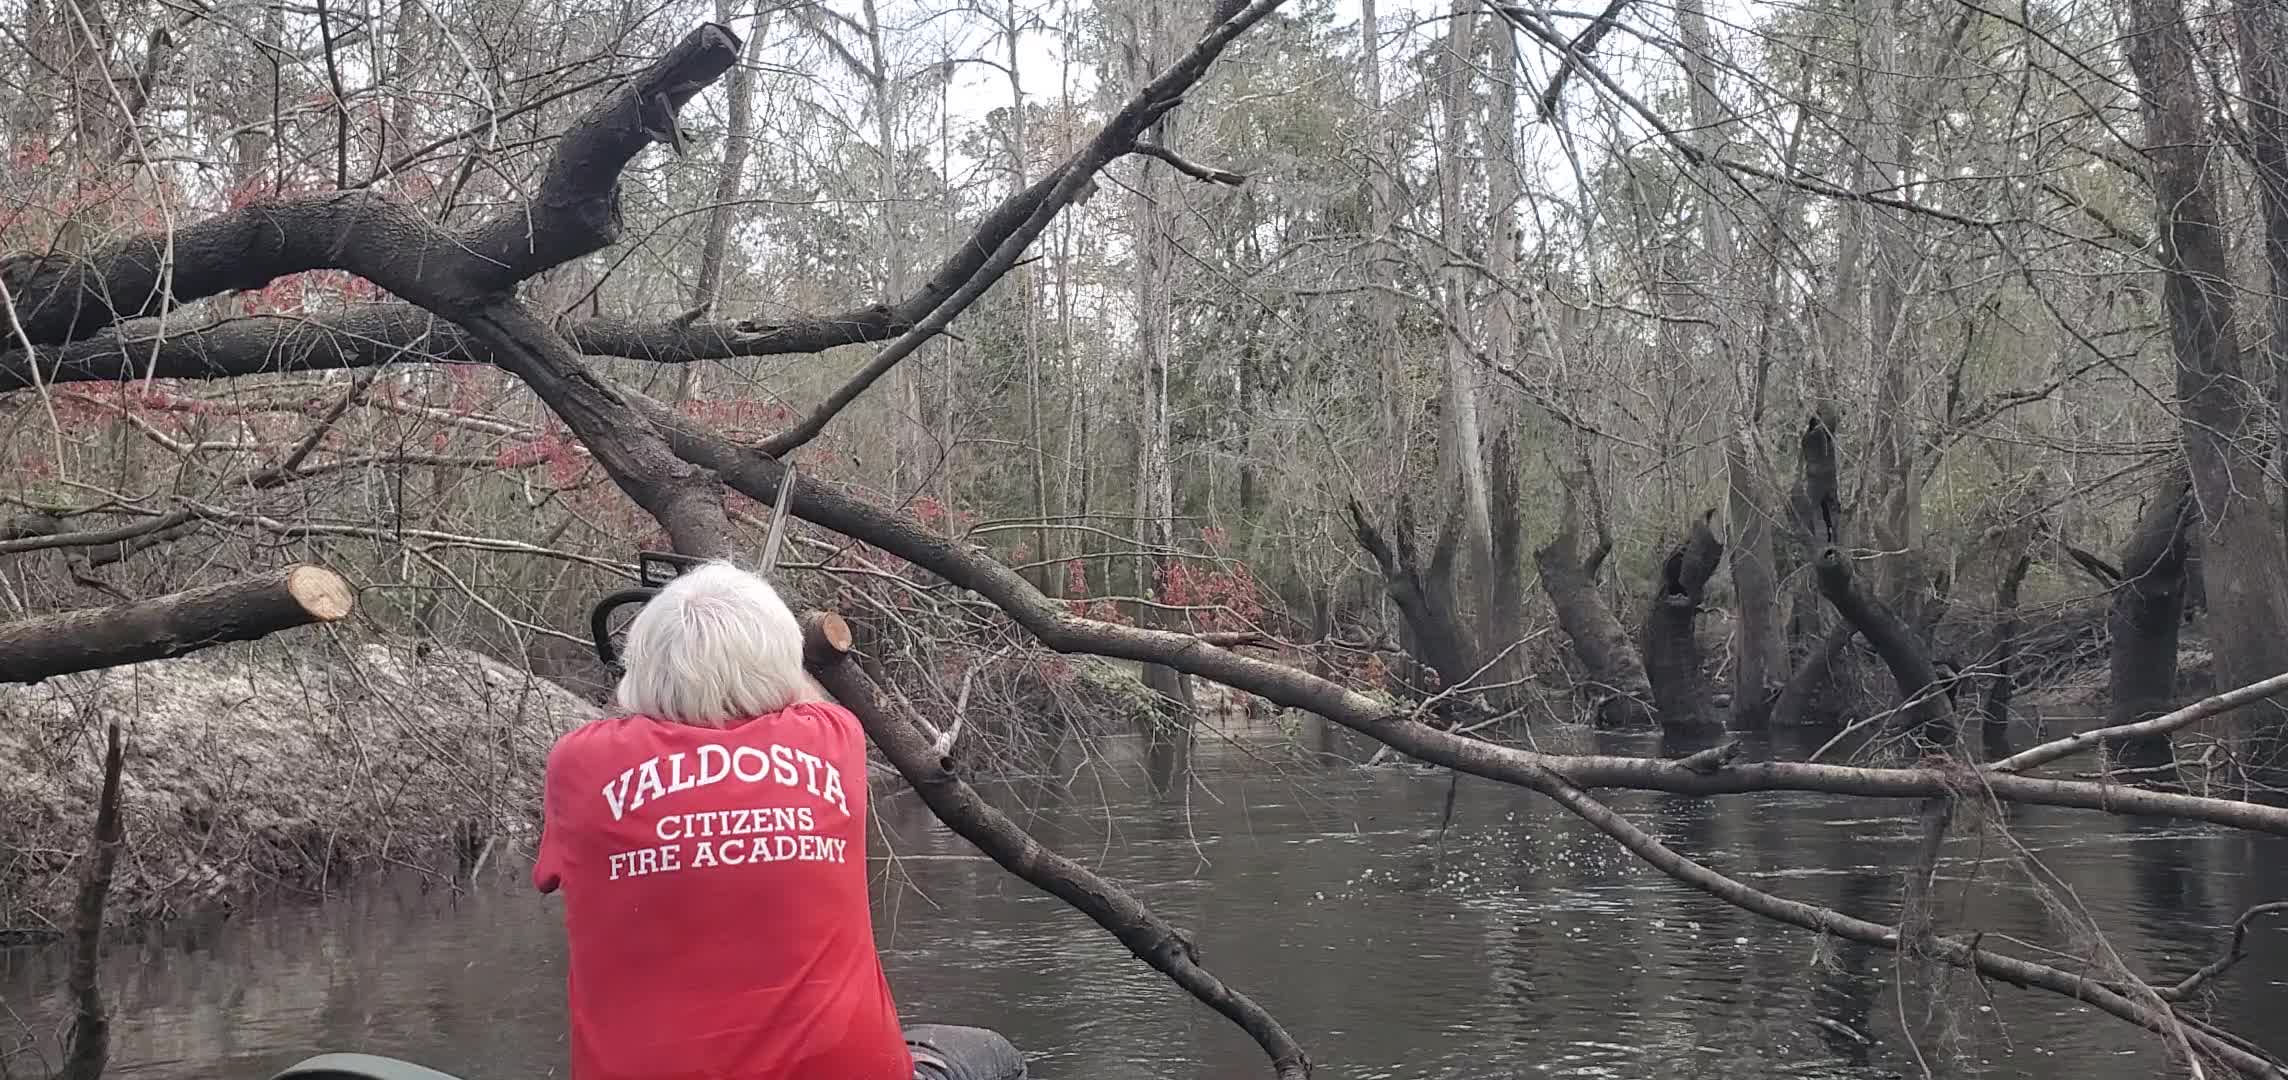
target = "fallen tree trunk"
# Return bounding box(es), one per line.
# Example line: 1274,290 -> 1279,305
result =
0,565 -> 356,684
797,612 -> 1311,1080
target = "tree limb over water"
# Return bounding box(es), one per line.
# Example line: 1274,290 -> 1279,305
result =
800,611 -> 1312,1080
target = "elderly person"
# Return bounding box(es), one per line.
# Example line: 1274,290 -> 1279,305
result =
533,561 -> 1026,1080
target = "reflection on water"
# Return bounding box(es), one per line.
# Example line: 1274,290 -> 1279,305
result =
3,718 -> 2284,1080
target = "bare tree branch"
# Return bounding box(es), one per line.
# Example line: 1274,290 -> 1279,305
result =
800,612 -> 1311,1080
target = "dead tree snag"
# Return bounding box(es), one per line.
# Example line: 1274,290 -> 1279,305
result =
2105,472 -> 2198,773
59,722 -> 124,1080
1642,509 -> 1723,735
1535,527 -> 1651,727
1979,549 -> 2034,749
0,565 -> 355,684
1348,499 -> 1477,700
1530,440 -> 1665,728
1798,406 -> 1953,750
627,388 -> 2288,836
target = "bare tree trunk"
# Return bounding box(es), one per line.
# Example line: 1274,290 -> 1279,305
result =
1003,0 -> 1054,594
1678,0 -> 1788,721
59,724 -> 124,1080
1351,501 -> 1477,698
855,0 -> 925,499
2233,1 -> 2288,547
676,2 -> 768,404
2124,0 -> 2288,789
1126,0 -> 1190,713
1535,445 -> 1656,726
1860,0 -> 1923,618
1481,16 -> 1528,691
1435,0 -> 1495,645
1978,531 -> 2035,754
1358,0 -> 1406,472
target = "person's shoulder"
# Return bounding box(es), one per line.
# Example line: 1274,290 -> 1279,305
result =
766,700 -> 863,742
547,713 -> 647,764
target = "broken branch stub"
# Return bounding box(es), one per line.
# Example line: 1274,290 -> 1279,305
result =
796,611 -> 1312,1080
458,23 -> 743,288
0,565 -> 355,684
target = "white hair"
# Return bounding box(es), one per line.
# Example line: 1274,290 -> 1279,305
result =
614,561 -> 819,727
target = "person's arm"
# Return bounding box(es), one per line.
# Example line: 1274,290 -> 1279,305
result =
532,741 -> 570,895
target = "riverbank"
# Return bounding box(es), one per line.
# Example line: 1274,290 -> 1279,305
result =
0,630 -> 1182,940
0,634 -> 600,939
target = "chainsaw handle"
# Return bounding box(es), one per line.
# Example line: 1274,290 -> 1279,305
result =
590,586 -> 660,668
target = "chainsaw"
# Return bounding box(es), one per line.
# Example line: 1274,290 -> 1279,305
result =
588,465 -> 799,672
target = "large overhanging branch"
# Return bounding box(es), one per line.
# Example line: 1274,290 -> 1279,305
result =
0,565 -> 356,684
0,27 -> 742,349
0,162 -> 1073,389
641,401 -> 2288,1069
0,4 -> 1271,412
0,26 -> 748,560
9,2 -> 2285,1067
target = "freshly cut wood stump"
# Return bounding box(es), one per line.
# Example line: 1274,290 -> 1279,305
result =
0,565 -> 357,684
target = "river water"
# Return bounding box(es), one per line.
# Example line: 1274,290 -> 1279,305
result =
3,717 -> 2284,1079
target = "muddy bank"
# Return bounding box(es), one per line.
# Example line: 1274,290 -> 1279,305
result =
0,635 -> 600,938
0,630 -> 1183,939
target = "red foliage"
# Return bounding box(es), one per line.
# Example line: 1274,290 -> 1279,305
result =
676,397 -> 794,437
495,429 -> 589,486
1157,558 -> 1265,633
445,365 -> 484,415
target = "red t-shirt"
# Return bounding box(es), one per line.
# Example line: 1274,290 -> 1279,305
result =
532,702 -> 914,1080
